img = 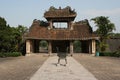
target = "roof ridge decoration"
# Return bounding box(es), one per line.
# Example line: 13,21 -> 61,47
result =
44,6 -> 77,20
32,19 -> 49,27
48,6 -> 76,14
74,19 -> 93,33
75,19 -> 89,25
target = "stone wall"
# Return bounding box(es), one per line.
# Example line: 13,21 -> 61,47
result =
106,38 -> 120,52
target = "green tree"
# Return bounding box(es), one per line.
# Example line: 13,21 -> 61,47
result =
12,25 -> 28,52
0,17 -> 12,52
0,17 -> 28,53
0,17 -> 7,27
91,16 -> 116,51
40,40 -> 48,48
73,40 -> 81,53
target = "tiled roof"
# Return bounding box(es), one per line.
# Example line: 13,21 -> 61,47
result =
44,7 -> 77,20
24,23 -> 98,40
24,7 -> 99,40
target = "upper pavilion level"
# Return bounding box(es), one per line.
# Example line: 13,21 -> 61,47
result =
44,6 -> 77,21
44,6 -> 77,30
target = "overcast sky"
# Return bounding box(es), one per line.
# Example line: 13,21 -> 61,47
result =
0,0 -> 120,33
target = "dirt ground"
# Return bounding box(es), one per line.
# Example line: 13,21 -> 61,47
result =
0,54 -> 48,80
73,54 -> 120,80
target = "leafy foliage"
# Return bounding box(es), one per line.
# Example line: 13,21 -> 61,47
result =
115,46 -> 120,57
73,41 -> 81,53
40,40 -> 48,48
0,17 -> 28,56
0,17 -> 12,52
91,16 -> 115,37
91,16 -> 116,52
109,33 -> 120,38
99,51 -> 120,57
0,52 -> 21,57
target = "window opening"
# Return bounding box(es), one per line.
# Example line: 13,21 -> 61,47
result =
53,22 -> 68,29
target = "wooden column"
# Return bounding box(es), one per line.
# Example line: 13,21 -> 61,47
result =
49,20 -> 53,29
70,41 -> 73,56
48,40 -> 52,55
89,40 -> 92,54
69,21 -> 73,30
26,40 -> 31,54
92,40 -> 96,54
32,40 -> 34,53
68,22 -> 70,29
36,40 -> 40,53
30,40 -> 33,53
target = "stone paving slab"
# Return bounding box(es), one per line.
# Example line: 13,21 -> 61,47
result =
30,56 -> 98,80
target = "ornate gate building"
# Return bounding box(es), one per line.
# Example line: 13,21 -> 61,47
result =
24,7 -> 99,55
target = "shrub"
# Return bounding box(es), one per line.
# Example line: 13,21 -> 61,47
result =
99,52 -> 112,56
99,51 -> 120,57
113,51 -> 120,57
0,52 -> 21,57
0,52 -> 5,57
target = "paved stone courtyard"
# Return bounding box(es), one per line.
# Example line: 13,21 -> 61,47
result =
30,56 -> 97,80
0,53 -> 120,80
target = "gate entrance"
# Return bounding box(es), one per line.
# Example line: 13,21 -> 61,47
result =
25,7 -> 99,55
52,40 -> 70,53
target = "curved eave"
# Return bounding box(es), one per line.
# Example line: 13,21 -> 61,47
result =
44,15 -> 76,18
44,15 -> 76,21
24,36 -> 99,40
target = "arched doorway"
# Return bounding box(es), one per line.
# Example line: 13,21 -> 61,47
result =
73,40 -> 90,53
39,40 -> 48,53
73,40 -> 82,53
31,40 -> 48,53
